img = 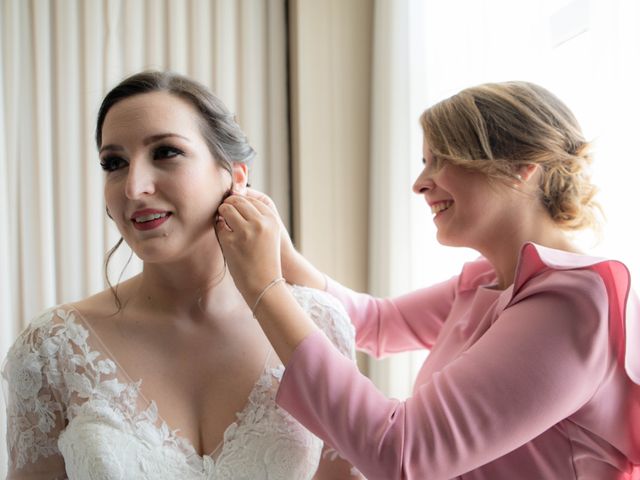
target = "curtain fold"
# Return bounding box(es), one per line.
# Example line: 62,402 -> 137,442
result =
367,0 -> 429,399
0,1 -> 289,475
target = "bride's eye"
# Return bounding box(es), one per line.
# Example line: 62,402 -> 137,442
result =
153,146 -> 184,160
100,156 -> 128,172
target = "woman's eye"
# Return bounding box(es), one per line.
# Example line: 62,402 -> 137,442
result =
429,155 -> 447,172
153,146 -> 183,160
100,156 -> 127,172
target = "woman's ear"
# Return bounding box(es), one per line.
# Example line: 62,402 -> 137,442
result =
518,163 -> 539,182
231,163 -> 249,194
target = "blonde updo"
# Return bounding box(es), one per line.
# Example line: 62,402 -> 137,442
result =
420,81 -> 600,231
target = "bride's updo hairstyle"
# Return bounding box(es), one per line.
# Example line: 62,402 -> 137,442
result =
420,81 -> 600,231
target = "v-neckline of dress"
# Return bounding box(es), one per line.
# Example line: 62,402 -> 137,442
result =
64,305 -> 276,469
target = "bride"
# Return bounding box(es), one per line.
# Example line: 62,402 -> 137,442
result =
2,71 -> 359,479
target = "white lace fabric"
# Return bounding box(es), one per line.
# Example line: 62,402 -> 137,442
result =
2,286 -> 356,480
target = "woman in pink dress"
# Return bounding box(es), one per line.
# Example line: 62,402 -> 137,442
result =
216,81 -> 640,479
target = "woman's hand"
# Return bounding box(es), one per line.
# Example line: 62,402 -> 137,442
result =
244,188 -> 298,270
243,189 -> 327,290
216,193 -> 319,362
216,195 -> 283,306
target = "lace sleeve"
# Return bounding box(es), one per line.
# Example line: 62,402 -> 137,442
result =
291,286 -> 356,361
2,308 -> 68,479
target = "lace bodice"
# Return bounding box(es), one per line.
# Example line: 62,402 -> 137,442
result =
2,286 -> 356,479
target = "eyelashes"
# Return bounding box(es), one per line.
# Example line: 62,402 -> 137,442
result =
153,146 -> 183,160
422,156 -> 445,172
100,156 -> 127,172
100,145 -> 185,172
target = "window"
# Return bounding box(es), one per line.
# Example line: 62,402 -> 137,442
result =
395,0 -> 640,398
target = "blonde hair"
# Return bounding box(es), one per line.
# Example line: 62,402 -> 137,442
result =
420,81 -> 600,231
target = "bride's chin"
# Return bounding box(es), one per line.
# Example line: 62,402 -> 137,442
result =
124,230 -> 222,264
135,244 -> 217,266
125,242 -> 173,264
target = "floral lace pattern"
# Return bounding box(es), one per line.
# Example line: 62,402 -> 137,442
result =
1,286 -> 356,479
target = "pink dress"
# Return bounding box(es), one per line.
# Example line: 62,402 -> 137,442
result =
276,243 -> 640,479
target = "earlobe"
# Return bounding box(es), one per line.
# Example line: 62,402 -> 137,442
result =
231,163 -> 249,194
518,164 -> 539,182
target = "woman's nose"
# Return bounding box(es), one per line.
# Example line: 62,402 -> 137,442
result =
124,161 -> 156,199
412,167 -> 435,194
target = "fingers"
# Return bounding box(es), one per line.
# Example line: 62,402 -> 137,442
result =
245,196 -> 275,216
214,210 -> 233,246
217,201 -> 247,231
245,187 -> 279,211
214,213 -> 232,232
214,215 -> 233,239
245,187 -> 271,203
214,192 -> 283,299
222,194 -> 274,221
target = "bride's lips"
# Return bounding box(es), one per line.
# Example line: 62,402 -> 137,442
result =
130,209 -> 172,231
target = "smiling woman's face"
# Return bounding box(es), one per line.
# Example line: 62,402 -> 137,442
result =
412,138 -> 517,251
100,91 -> 232,263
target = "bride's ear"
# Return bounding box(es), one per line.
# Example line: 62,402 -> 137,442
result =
231,163 -> 249,195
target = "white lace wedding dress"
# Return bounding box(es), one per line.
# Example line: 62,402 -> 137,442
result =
2,286 -> 356,479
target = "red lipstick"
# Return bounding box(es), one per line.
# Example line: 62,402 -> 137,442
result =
130,209 -> 172,231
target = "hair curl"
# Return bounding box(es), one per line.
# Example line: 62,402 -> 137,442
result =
420,81 -> 601,231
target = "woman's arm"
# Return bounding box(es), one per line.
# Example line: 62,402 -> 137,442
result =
276,270 -> 610,479
216,195 -> 610,478
325,276 -> 456,356
239,190 -> 455,356
216,194 -> 337,363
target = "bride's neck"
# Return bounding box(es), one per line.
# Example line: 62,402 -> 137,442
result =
131,249 -> 243,318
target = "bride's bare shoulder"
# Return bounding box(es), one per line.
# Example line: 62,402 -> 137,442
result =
69,275 -> 140,320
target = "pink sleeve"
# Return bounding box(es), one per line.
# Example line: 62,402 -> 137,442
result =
278,270 -> 610,479
326,276 -> 458,357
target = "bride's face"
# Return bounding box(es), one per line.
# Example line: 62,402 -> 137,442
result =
100,91 -> 234,263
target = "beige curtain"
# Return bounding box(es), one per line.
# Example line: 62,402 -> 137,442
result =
0,0 -> 289,474
289,0 -> 429,399
366,0 -> 430,399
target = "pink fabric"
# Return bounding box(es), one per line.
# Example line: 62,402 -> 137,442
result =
276,243 -> 640,479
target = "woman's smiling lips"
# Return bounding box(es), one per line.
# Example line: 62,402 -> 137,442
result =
429,200 -> 454,218
130,208 -> 172,231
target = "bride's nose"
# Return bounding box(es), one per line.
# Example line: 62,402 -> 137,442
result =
125,160 -> 156,199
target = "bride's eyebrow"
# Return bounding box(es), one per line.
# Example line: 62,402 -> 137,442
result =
99,133 -> 191,154
99,144 -> 124,154
143,133 -> 191,145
